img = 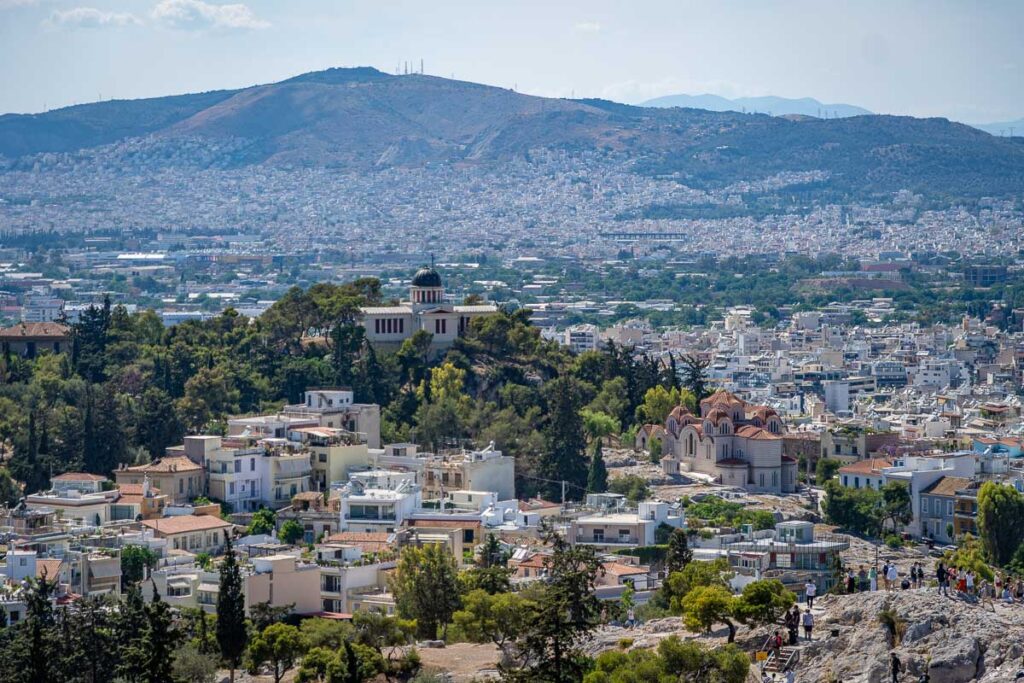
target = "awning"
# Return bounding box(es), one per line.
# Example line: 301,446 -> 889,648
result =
89,563 -> 121,579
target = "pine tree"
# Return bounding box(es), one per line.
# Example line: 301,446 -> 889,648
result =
504,523 -> 602,682
217,532 -> 248,683
587,438 -> 608,494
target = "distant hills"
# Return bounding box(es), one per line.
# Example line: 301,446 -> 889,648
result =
971,118 -> 1024,137
1,67 -> 1023,202
641,93 -> 872,118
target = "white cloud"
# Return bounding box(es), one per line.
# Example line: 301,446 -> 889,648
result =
573,21 -> 601,34
151,0 -> 269,30
48,6 -> 140,27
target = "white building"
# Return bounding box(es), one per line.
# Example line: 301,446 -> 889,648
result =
565,324 -> 600,354
359,267 -> 497,354
336,470 -> 421,533
282,389 -> 382,449
569,500 -> 685,550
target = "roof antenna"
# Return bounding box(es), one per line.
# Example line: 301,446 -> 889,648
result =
430,253 -> 435,268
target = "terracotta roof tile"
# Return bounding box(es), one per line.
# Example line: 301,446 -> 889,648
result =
140,515 -> 232,535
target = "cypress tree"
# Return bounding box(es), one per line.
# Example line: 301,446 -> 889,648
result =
666,529 -> 693,575
540,376 -> 587,502
217,532 -> 248,683
141,588 -> 179,683
587,438 -> 608,494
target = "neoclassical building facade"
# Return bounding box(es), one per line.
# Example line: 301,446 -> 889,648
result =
359,266 -> 497,351
660,389 -> 797,493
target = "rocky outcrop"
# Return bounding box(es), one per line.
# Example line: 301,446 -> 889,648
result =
795,590 -> 1024,683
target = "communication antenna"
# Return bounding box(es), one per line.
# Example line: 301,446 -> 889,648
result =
420,58 -> 424,74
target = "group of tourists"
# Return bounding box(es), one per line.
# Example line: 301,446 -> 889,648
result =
842,561 -> 928,593
936,560 -> 1024,605
780,603 -> 815,644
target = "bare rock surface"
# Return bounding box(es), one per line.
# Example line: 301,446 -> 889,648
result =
795,589 -> 1024,682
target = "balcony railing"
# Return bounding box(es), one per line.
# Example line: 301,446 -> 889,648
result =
575,535 -> 640,545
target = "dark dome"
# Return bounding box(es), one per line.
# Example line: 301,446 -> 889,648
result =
411,267 -> 442,288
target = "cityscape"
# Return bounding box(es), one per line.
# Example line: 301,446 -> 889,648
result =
2,2 -> 1024,682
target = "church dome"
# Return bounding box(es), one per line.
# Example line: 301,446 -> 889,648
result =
411,267 -> 442,288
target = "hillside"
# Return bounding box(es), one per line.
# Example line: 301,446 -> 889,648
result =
642,93 -> 872,118
1,67 -> 1023,201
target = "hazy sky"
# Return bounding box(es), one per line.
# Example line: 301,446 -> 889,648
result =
2,0 -> 1022,123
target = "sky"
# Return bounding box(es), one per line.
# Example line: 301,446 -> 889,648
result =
1,0 -> 1023,124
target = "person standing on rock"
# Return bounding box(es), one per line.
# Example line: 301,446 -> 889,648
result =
886,563 -> 899,593
966,570 -> 975,596
870,565 -> 878,591
882,562 -> 890,591
804,580 -> 816,609
909,564 -> 917,588
890,653 -> 902,683
801,608 -> 814,641
847,569 -> 857,594
936,561 -> 947,595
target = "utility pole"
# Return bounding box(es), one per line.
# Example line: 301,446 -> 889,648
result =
561,479 -> 567,510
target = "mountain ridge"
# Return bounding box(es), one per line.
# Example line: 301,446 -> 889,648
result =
2,66 -> 1023,202
641,93 -> 873,118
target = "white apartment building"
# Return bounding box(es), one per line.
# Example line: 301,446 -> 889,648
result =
282,388 -> 382,449
372,441 -> 515,501
565,324 -> 600,354
186,435 -> 313,511
570,500 -> 685,551
336,470 -> 421,533
149,553 -> 320,616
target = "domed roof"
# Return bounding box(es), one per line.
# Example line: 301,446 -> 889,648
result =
705,408 -> 730,424
411,266 -> 442,288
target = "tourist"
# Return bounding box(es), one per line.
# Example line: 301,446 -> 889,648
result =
957,569 -> 967,595
846,569 -> 857,594
886,563 -> 899,593
869,565 -> 878,591
891,652 -> 903,683
916,562 -> 925,588
859,565 -> 869,592
909,564 -> 918,588
882,562 -> 890,590
1015,579 -> 1024,601
801,608 -> 814,641
784,666 -> 795,683
966,570 -> 975,596
805,580 -> 817,609
785,605 -> 799,645
1003,586 -> 1015,604
937,561 -> 947,596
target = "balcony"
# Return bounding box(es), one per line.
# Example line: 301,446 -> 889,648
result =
574,535 -> 640,546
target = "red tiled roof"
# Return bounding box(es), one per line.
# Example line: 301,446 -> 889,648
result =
0,322 -> 69,339
735,425 -> 781,440
37,559 -> 63,579
51,472 -> 107,481
140,515 -> 232,535
324,532 -> 394,553
922,476 -> 973,497
601,561 -> 649,576
406,519 -> 482,530
838,458 -> 893,476
122,456 -> 203,473
117,483 -> 161,496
